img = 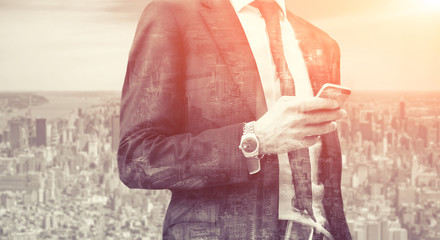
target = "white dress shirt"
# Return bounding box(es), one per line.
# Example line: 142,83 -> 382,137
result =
229,0 -> 332,238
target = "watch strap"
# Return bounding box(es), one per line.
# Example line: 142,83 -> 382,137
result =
243,121 -> 255,135
247,157 -> 261,175
241,121 -> 262,174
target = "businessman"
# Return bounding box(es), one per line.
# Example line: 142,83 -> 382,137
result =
118,0 -> 352,239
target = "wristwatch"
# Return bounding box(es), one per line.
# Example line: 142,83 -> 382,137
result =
239,121 -> 262,174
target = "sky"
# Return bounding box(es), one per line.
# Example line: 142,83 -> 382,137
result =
0,0 -> 439,92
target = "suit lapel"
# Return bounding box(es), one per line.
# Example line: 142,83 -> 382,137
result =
288,15 -> 347,235
287,13 -> 328,96
200,0 -> 264,119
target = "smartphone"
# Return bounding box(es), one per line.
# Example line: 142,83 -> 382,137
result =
316,83 -> 351,106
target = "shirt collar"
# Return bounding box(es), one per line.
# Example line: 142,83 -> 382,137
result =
229,0 -> 287,18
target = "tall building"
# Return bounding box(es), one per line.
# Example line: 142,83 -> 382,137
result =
367,221 -> 381,240
399,100 -> 405,120
360,121 -> 373,142
383,136 -> 388,155
417,124 -> 428,147
0,192 -> 16,209
436,117 -> 440,146
3,130 -> 9,144
353,227 -> 367,240
390,228 -> 408,240
398,100 -> 406,133
36,118 -> 47,147
88,138 -> 99,158
381,220 -> 389,240
75,118 -> 84,136
364,111 -> 373,123
9,120 -> 27,151
50,121 -> 60,146
9,121 -> 20,149
111,115 -> 120,151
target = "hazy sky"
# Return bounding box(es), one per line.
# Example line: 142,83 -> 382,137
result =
0,0 -> 439,91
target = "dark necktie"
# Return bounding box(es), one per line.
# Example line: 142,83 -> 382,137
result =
256,1 -> 315,222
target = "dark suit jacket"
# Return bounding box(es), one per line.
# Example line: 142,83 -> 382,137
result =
118,0 -> 351,239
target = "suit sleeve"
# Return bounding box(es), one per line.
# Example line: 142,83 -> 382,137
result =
118,0 -> 251,191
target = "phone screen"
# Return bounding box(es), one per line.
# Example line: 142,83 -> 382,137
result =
317,84 -> 351,106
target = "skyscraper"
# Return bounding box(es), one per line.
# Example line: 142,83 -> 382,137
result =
390,228 -> 408,240
381,220 -> 389,240
36,118 -> 47,147
360,121 -> 373,142
399,100 -> 405,120
367,221 -> 381,240
111,115 -> 119,152
418,124 -> 428,147
435,117 -> 440,146
398,100 -> 406,133
9,120 -> 26,151
50,121 -> 60,146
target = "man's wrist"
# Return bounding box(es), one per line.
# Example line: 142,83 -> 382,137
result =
239,121 -> 259,157
239,121 -> 264,174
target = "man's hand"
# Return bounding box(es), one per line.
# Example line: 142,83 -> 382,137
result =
254,96 -> 347,154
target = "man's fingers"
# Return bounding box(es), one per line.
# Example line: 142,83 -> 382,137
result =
304,109 -> 347,124
304,121 -> 338,136
298,97 -> 339,112
277,96 -> 338,112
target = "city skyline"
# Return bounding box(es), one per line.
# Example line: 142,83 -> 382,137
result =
1,1 -> 439,239
0,0 -> 439,91
1,91 -> 439,239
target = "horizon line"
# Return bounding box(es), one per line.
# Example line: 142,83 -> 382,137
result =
1,89 -> 440,93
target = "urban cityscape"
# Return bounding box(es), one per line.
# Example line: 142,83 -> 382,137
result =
0,91 -> 439,240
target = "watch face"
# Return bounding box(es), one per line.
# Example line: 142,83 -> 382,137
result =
242,137 -> 258,153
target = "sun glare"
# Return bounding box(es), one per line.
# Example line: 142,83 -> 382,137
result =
403,0 -> 440,14
421,0 -> 440,11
